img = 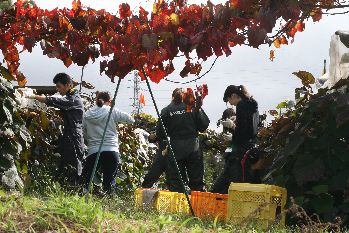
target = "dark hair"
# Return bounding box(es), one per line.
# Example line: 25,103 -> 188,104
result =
223,85 -> 250,102
172,88 -> 183,105
217,108 -> 236,132
221,108 -> 236,120
53,73 -> 72,85
96,91 -> 111,107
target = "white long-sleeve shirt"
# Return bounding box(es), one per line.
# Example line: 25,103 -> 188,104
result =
83,105 -> 134,156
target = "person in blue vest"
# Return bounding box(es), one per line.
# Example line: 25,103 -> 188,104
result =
211,85 -> 259,194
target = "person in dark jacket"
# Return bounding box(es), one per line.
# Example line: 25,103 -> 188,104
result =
157,88 -> 210,193
28,73 -> 84,186
211,85 -> 259,194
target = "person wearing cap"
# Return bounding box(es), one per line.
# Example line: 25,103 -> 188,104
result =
157,88 -> 210,193
211,85 -> 259,194
27,73 -> 84,186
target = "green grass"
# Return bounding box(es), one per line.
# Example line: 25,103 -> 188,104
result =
0,189 -> 338,233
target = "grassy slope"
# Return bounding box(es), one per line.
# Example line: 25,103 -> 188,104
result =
0,189 -> 294,233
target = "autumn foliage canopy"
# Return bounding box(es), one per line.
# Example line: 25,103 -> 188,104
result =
0,0 -> 342,84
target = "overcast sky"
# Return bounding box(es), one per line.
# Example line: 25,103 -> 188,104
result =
13,1 -> 349,129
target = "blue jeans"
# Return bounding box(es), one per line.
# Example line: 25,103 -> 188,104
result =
82,151 -> 120,194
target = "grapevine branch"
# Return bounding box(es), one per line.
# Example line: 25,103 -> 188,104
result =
0,0 -> 347,84
164,57 -> 219,84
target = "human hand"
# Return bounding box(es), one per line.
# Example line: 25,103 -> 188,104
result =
195,96 -> 203,111
162,146 -> 168,156
221,118 -> 235,129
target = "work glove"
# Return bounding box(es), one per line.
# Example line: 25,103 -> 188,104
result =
222,132 -> 233,142
221,118 -> 236,129
162,146 -> 168,156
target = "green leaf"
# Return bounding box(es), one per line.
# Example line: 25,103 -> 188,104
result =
276,101 -> 287,109
2,105 -> 13,124
311,185 -> 328,195
294,196 -> 305,205
0,65 -> 14,81
0,155 -> 12,171
310,193 -> 334,214
40,112 -> 50,130
293,158 -> 325,186
292,71 -> 315,87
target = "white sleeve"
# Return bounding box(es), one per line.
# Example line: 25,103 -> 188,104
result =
113,108 -> 135,124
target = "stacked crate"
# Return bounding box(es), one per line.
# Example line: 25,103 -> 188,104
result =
135,183 -> 287,228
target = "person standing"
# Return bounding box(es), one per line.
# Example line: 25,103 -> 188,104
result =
82,91 -> 134,194
158,88 -> 210,193
211,85 -> 259,194
28,73 -> 84,186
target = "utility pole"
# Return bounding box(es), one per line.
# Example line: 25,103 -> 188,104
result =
131,71 -> 143,115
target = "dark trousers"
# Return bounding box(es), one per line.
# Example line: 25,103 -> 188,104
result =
57,137 -> 83,186
210,155 -> 241,194
211,143 -> 254,194
165,149 -> 204,193
142,151 -> 166,188
81,151 -> 120,194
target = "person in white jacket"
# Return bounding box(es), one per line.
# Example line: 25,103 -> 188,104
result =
82,91 -> 134,194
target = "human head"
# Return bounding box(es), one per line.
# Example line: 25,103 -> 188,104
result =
53,73 -> 72,96
223,85 -> 250,106
172,88 -> 184,105
219,108 -> 236,133
221,108 -> 236,120
96,91 -> 111,107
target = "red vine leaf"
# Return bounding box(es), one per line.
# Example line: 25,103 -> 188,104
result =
311,8 -> 322,22
142,33 -> 158,50
119,3 -> 131,20
16,71 -> 27,87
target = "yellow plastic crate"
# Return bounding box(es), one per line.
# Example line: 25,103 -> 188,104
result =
135,188 -> 143,209
155,190 -> 190,215
227,183 -> 287,228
